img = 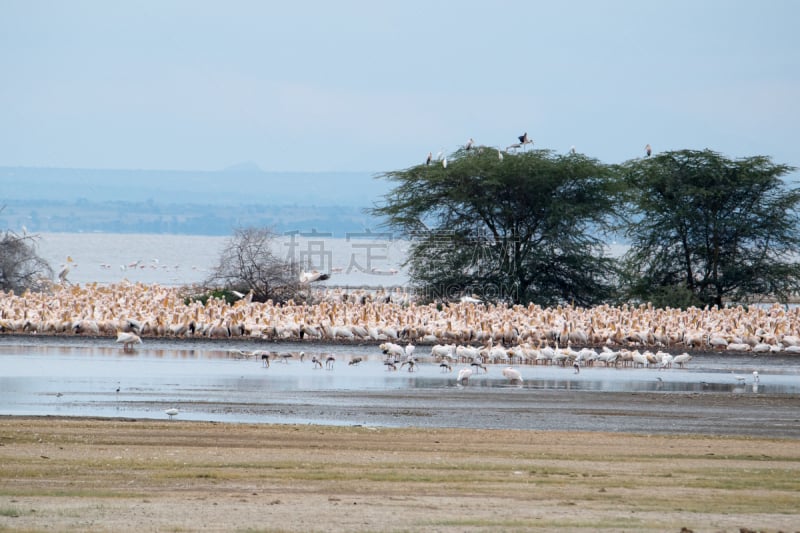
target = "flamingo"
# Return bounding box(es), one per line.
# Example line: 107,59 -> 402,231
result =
457,367 -> 473,385
165,408 -> 179,420
502,367 -> 523,384
326,355 -> 336,370
348,357 -> 363,366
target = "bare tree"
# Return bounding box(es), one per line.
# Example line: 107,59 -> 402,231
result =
0,227 -> 54,293
204,227 -> 301,303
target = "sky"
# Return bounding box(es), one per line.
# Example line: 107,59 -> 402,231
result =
1,0 -> 798,176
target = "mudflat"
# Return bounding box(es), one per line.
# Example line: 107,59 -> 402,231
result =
1,416 -> 799,532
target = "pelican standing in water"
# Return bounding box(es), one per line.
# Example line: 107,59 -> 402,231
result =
116,331 -> 142,352
502,367 -> 523,384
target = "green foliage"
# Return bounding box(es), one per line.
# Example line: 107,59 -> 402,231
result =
620,149 -> 800,307
372,146 -> 621,305
184,289 -> 240,306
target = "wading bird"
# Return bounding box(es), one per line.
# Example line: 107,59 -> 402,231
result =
116,331 -> 142,352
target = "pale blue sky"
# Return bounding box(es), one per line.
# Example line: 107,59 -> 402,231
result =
1,0 -> 798,174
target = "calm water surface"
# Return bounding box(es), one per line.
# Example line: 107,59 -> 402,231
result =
2,337 -> 798,428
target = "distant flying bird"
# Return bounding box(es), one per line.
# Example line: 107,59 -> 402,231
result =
645,144 -> 652,157
300,270 -> 330,283
426,152 -> 432,165
466,138 -> 474,151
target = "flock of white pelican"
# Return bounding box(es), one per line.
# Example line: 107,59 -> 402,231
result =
1,282 -> 800,360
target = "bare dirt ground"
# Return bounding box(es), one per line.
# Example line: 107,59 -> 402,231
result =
1,417 -> 799,532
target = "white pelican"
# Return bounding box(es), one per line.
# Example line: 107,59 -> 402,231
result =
300,270 -> 330,283
457,367 -> 473,385
165,408 -> 179,420
116,331 -> 142,352
672,353 -> 692,368
502,367 -> 523,384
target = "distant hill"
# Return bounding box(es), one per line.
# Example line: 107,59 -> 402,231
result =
0,165 -> 390,206
0,166 -> 394,235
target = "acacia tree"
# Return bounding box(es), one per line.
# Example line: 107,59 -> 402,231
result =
620,149 -> 800,307
371,146 -> 621,305
204,227 -> 301,303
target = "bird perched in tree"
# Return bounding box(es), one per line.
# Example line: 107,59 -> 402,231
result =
466,138 -> 474,151
645,144 -> 652,157
426,152 -> 432,165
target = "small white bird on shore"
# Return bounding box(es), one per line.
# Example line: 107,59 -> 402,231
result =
165,408 -> 179,420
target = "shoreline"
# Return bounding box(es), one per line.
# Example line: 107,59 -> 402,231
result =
1,416 -> 799,532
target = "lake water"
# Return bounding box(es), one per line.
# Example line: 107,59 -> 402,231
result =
34,232 -> 411,287
1,336 -> 798,431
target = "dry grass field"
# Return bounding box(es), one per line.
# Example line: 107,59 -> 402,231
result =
1,417 -> 799,532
